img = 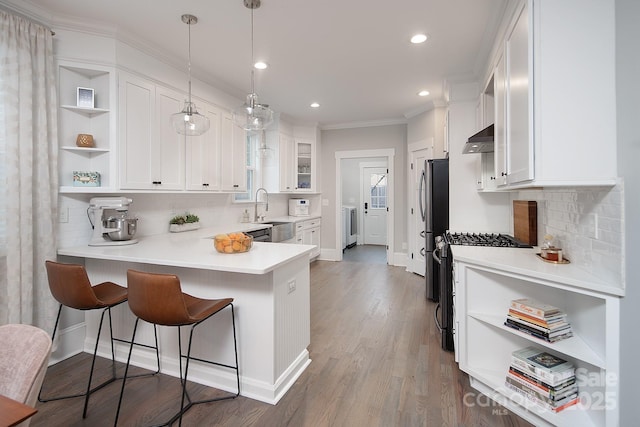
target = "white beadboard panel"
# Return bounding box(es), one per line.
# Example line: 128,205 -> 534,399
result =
273,257 -> 311,379
512,179 -> 625,288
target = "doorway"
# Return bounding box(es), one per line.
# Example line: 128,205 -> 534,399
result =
335,149 -> 395,264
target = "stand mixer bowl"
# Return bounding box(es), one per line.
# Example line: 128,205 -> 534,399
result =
104,217 -> 138,241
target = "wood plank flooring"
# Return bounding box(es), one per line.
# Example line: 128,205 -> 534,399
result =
33,253 -> 533,426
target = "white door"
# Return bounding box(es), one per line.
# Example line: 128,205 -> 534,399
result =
362,167 -> 388,245
409,146 -> 431,276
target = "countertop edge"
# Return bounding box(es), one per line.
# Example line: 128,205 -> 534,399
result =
451,246 -> 624,297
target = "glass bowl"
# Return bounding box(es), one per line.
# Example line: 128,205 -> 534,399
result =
214,233 -> 253,254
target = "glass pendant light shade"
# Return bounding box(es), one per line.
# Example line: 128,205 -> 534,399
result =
171,101 -> 210,136
233,93 -> 274,132
233,0 -> 274,132
173,14 -> 209,136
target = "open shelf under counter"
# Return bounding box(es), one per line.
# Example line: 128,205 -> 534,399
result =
468,375 -> 602,427
468,311 -> 605,368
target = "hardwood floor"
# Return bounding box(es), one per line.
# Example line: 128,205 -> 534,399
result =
33,259 -> 532,427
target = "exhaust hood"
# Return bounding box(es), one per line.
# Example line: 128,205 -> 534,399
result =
462,124 -> 494,154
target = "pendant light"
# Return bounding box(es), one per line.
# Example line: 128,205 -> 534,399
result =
232,0 -> 274,132
171,14 -> 210,136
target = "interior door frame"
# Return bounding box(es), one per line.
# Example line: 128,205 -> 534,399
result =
335,149 -> 395,263
359,162 -> 388,245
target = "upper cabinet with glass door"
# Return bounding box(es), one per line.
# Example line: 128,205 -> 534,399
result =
294,139 -> 315,192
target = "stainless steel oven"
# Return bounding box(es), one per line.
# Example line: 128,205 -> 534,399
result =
434,232 -> 532,352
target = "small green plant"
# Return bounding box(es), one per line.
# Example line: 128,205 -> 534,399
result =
170,213 -> 199,225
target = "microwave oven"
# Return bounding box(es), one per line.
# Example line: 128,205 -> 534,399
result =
289,199 -> 310,216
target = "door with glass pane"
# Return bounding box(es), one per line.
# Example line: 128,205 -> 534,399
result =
362,167 -> 387,245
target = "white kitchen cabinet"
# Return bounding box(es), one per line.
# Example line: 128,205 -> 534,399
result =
57,61 -> 117,192
455,249 -> 620,427
263,131 -> 295,193
476,153 -> 498,191
186,103 -> 220,191
219,112 -> 247,192
495,0 -> 616,189
295,218 -> 321,260
294,139 -> 315,192
263,131 -> 316,193
118,72 -> 184,190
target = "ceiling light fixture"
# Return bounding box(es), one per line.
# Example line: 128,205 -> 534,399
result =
254,61 -> 268,70
310,102 -> 320,108
418,90 -> 430,97
410,34 -> 428,44
170,14 -> 210,136
233,0 -> 274,132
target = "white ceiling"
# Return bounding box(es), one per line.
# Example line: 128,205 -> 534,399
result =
5,0 -> 507,128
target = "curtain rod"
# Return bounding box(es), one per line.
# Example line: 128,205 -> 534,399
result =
0,4 -> 55,36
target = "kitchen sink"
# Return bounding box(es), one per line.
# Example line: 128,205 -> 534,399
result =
259,221 -> 294,242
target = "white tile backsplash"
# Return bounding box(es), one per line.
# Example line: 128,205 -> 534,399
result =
56,192 -> 309,249
513,179 -> 625,287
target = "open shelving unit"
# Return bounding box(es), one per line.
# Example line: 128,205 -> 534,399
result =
57,60 -> 117,192
456,261 -> 619,427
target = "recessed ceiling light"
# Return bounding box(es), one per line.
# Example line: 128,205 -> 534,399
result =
410,34 -> 428,44
418,90 -> 430,97
254,61 -> 268,70
310,102 -> 320,108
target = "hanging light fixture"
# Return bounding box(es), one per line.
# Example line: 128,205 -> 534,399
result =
171,14 -> 210,136
232,0 -> 274,132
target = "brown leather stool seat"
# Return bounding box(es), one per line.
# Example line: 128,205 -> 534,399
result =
114,269 -> 239,426
39,261 -> 159,418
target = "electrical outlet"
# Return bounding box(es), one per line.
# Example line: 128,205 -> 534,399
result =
59,207 -> 69,223
288,279 -> 296,294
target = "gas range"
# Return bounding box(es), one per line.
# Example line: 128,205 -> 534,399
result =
444,232 -> 532,248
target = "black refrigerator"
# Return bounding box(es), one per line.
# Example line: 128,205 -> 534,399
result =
420,158 -> 449,302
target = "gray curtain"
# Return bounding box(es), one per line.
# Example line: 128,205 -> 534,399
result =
0,10 -> 59,330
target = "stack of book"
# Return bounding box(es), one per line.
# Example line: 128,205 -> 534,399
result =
505,298 -> 573,342
505,346 -> 580,413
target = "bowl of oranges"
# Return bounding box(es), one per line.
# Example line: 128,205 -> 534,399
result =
213,232 -> 253,254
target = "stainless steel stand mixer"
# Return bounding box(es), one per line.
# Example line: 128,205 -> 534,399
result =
87,197 -> 139,246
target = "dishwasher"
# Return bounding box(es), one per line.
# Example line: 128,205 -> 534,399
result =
245,227 -> 271,242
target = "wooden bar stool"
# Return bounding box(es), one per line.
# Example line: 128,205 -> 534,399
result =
114,269 -> 239,426
39,261 -> 159,418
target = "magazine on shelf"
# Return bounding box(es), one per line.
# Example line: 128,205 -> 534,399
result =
510,298 -> 562,319
508,309 -> 568,329
506,370 -> 578,401
508,366 -> 576,393
511,347 -> 575,385
504,320 -> 574,343
503,381 -> 580,413
505,375 -> 578,405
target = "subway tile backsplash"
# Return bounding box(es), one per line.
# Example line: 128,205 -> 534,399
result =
513,179 -> 625,287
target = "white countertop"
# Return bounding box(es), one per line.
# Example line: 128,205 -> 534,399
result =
451,245 -> 624,297
58,224 -> 315,275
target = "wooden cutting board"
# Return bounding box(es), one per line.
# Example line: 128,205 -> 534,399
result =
513,200 -> 537,246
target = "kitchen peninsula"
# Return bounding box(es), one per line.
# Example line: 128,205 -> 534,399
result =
58,226 -> 315,405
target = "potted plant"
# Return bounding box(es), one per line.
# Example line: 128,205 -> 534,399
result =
169,213 -> 201,232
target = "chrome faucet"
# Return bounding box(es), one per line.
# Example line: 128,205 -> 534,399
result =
254,187 -> 269,222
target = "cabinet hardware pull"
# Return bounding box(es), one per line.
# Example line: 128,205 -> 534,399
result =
233,184 -> 239,188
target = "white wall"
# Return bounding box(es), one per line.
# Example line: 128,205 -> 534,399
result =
407,107 -> 447,158
446,92 -> 511,233
616,0 -> 640,423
